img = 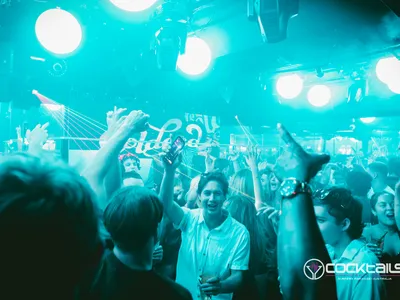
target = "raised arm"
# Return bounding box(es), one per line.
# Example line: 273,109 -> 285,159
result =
159,152 -> 185,227
82,110 -> 149,209
274,124 -> 336,300
26,123 -> 49,156
244,146 -> 264,210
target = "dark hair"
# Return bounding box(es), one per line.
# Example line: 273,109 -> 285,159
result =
313,187 -> 363,240
214,158 -> 230,171
368,162 -> 388,177
104,186 -> 163,252
197,172 -> 229,197
346,170 -> 372,197
123,171 -> 143,181
0,154 -> 101,297
370,191 -> 394,211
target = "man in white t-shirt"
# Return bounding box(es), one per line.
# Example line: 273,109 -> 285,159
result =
367,162 -> 394,199
160,156 -> 250,300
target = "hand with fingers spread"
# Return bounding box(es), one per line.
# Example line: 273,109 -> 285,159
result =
274,124 -> 330,182
26,123 -> 49,147
244,145 -> 259,171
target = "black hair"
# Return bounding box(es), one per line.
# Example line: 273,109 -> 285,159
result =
313,187 -> 363,240
123,171 -> 143,181
346,170 -> 372,197
368,162 -> 388,177
0,153 -> 102,298
104,186 -> 163,252
197,171 -> 229,197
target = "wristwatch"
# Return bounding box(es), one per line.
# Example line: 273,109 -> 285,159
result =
280,178 -> 312,199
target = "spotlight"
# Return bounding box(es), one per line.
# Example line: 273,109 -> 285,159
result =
276,74 -> 303,99
35,8 -> 82,55
375,56 -> 400,85
307,85 -> 331,107
360,117 -> 376,124
153,1 -> 189,71
110,0 -> 158,12
177,37 -> 211,76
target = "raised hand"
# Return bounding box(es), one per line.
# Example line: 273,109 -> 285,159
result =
274,124 -> 330,182
106,106 -> 127,128
26,123 -> 49,147
244,145 -> 259,170
116,110 -> 150,137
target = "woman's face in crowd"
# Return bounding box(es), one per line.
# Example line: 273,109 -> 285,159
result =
373,194 -> 396,228
123,158 -> 139,173
269,173 -> 280,192
314,205 -> 345,246
260,174 -> 269,191
200,180 -> 225,218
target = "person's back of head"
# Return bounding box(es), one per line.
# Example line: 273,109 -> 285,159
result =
230,169 -> 255,200
104,186 -> 163,253
0,154 -> 102,299
368,161 -> 388,180
346,170 -> 372,197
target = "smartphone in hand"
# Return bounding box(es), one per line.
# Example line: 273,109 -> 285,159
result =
164,136 -> 185,165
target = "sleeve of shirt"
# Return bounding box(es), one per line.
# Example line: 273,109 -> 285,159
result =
175,207 -> 195,232
351,272 -> 386,300
230,229 -> 250,271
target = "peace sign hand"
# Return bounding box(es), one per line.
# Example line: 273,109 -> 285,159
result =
273,124 -> 330,182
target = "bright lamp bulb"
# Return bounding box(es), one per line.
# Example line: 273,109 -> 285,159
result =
307,85 -> 331,107
177,37 -> 212,76
276,74 -> 303,99
376,57 -> 400,85
110,0 -> 158,12
35,9 -> 82,55
360,117 -> 376,124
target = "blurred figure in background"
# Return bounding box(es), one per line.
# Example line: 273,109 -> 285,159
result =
367,162 -> 394,198
346,170 -> 373,224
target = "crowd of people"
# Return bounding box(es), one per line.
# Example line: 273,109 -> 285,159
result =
0,107 -> 399,300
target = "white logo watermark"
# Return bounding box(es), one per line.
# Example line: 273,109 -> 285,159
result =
303,258 -> 400,280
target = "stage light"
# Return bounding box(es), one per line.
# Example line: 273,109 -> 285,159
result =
42,103 -> 64,111
388,82 -> 400,94
360,117 -> 376,124
276,74 -> 303,99
110,0 -> 158,12
35,8 -> 82,55
177,37 -> 211,76
307,85 -> 331,107
375,57 -> 400,85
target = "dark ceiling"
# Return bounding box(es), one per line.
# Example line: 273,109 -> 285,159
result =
0,0 -> 399,131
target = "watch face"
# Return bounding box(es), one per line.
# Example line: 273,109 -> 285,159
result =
280,179 -> 296,197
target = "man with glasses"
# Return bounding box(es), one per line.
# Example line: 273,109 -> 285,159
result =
313,187 -> 386,300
